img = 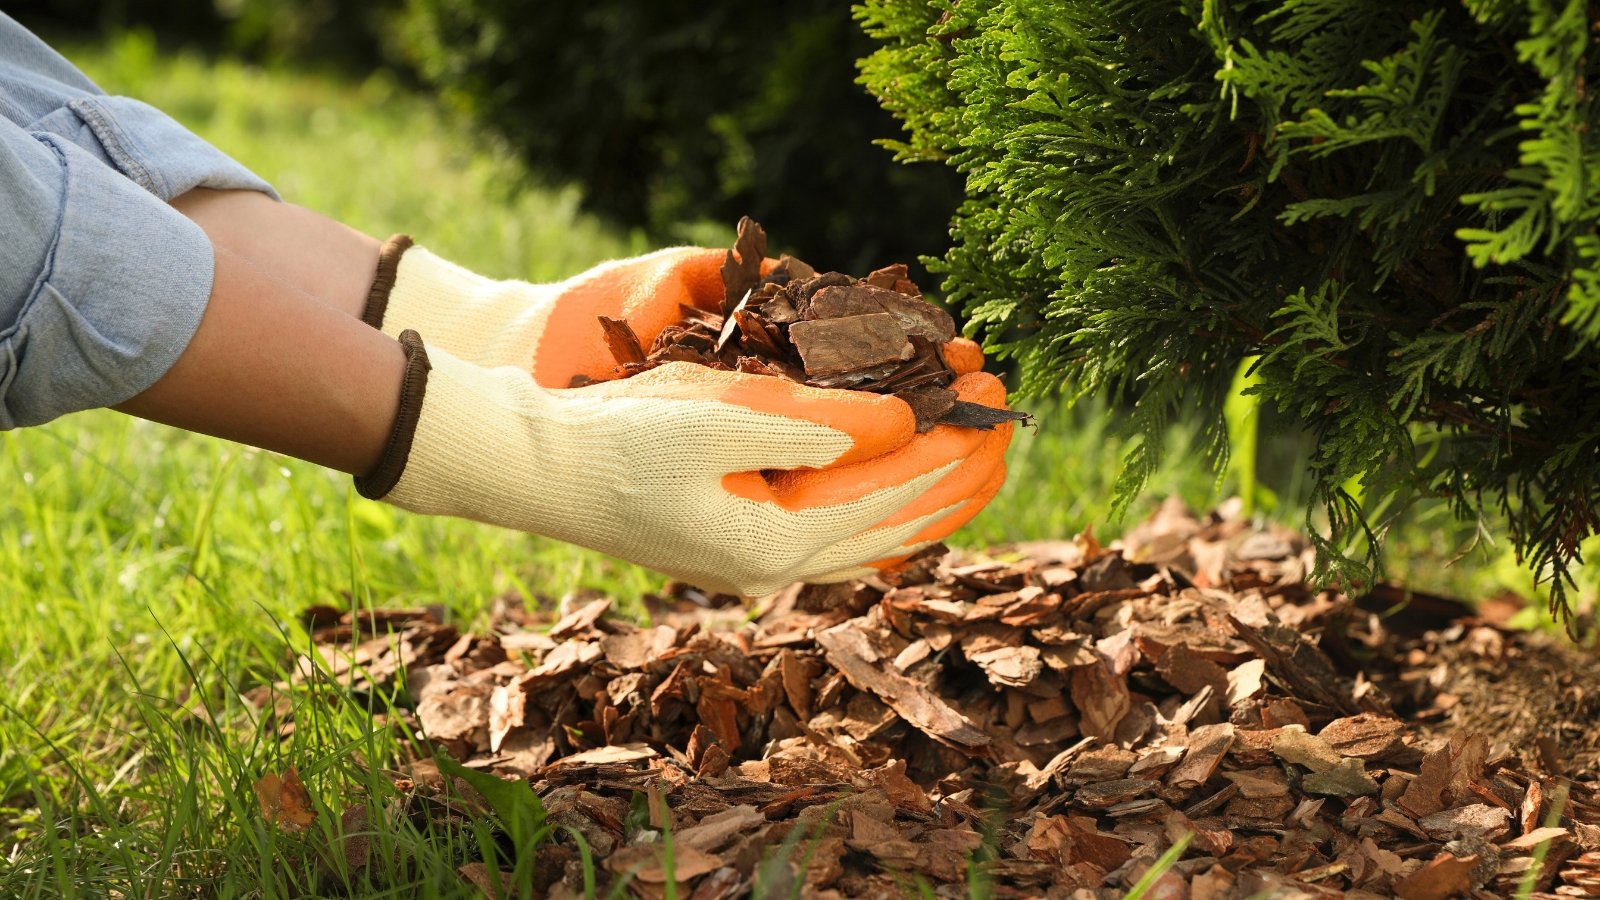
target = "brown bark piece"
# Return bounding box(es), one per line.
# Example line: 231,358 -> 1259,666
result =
675,805 -> 764,854
1319,713 -> 1406,759
1301,758 -> 1380,797
487,682 -> 525,753
721,216 -> 766,316
778,649 -> 818,720
549,598 -> 611,639
1223,768 -> 1290,798
1156,643 -> 1230,696
939,400 -> 1033,431
1399,743 -> 1455,818
788,313 -> 915,377
1070,660 -> 1131,743
898,385 -> 958,433
808,284 -> 956,343
608,842 -> 725,884
863,263 -> 909,291
733,307 -> 788,359
1271,727 -> 1342,773
254,767 -> 316,833
734,355 -> 801,381
1417,803 -> 1511,841
597,316 -> 646,366
1393,852 -> 1479,900
814,624 -> 991,752
1168,723 -> 1235,789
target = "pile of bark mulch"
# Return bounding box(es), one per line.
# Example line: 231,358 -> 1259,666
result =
259,500 -> 1600,898
585,216 -> 1029,432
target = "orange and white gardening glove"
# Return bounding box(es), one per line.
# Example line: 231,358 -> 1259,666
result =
354,238 -> 1015,596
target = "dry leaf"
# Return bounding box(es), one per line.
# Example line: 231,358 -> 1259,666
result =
254,766 -> 316,833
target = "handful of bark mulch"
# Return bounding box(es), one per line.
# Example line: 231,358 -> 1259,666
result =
587,217 -> 1029,433
255,501 -> 1600,899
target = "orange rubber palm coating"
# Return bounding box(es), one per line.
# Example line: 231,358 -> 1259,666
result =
906,452 -> 1010,544
724,370 -> 1010,512
859,372 -> 1013,530
943,338 -> 985,377
532,248 -> 728,387
531,249 -> 777,388
868,460 -> 1010,573
870,424 -> 1010,534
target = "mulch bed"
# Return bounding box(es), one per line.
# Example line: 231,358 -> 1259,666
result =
257,500 -> 1600,898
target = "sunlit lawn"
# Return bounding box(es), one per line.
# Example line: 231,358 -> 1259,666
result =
1,31 -> 1590,898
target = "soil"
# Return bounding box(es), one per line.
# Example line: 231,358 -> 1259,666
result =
252,499 -> 1600,898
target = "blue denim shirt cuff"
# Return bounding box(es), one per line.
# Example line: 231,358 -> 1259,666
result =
0,133 -> 214,428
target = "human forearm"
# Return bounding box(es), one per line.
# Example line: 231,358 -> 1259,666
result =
114,229 -> 405,476
169,187 -> 381,320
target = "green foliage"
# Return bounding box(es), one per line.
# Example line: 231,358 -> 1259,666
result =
859,0 -> 1600,617
396,0 -> 963,274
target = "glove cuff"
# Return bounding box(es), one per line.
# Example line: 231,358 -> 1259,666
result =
354,328 -> 432,499
361,234 -> 415,330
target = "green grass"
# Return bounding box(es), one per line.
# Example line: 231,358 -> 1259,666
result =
1,29 -> 1595,899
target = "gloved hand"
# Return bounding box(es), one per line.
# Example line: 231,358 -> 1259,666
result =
362,236 -> 734,382
355,239 -> 1015,595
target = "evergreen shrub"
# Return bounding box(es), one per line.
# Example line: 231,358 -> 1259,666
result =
397,0 -> 962,273
858,0 -> 1600,611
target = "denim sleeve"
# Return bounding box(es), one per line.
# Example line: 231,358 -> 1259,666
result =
0,12 -> 276,202
0,122 -> 217,428
0,12 -> 280,428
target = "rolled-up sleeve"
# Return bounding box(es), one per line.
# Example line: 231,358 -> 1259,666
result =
0,12 -> 279,428
0,123 -> 216,428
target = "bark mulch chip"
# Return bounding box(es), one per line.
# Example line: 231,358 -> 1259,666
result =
579,216 -> 1030,434
253,499 -> 1600,898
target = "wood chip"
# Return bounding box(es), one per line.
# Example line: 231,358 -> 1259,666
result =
1318,713 -> 1406,759
788,313 -> 915,377
597,316 -> 646,366
1271,727 -> 1342,773
814,625 -> 990,752
1393,851 -> 1479,900
1168,723 -> 1235,789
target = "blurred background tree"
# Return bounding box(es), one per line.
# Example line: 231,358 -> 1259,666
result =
398,1 -> 963,273
8,0 -> 961,274
8,0 -> 400,67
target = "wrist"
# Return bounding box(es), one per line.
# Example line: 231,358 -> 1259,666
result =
363,237 -> 557,371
